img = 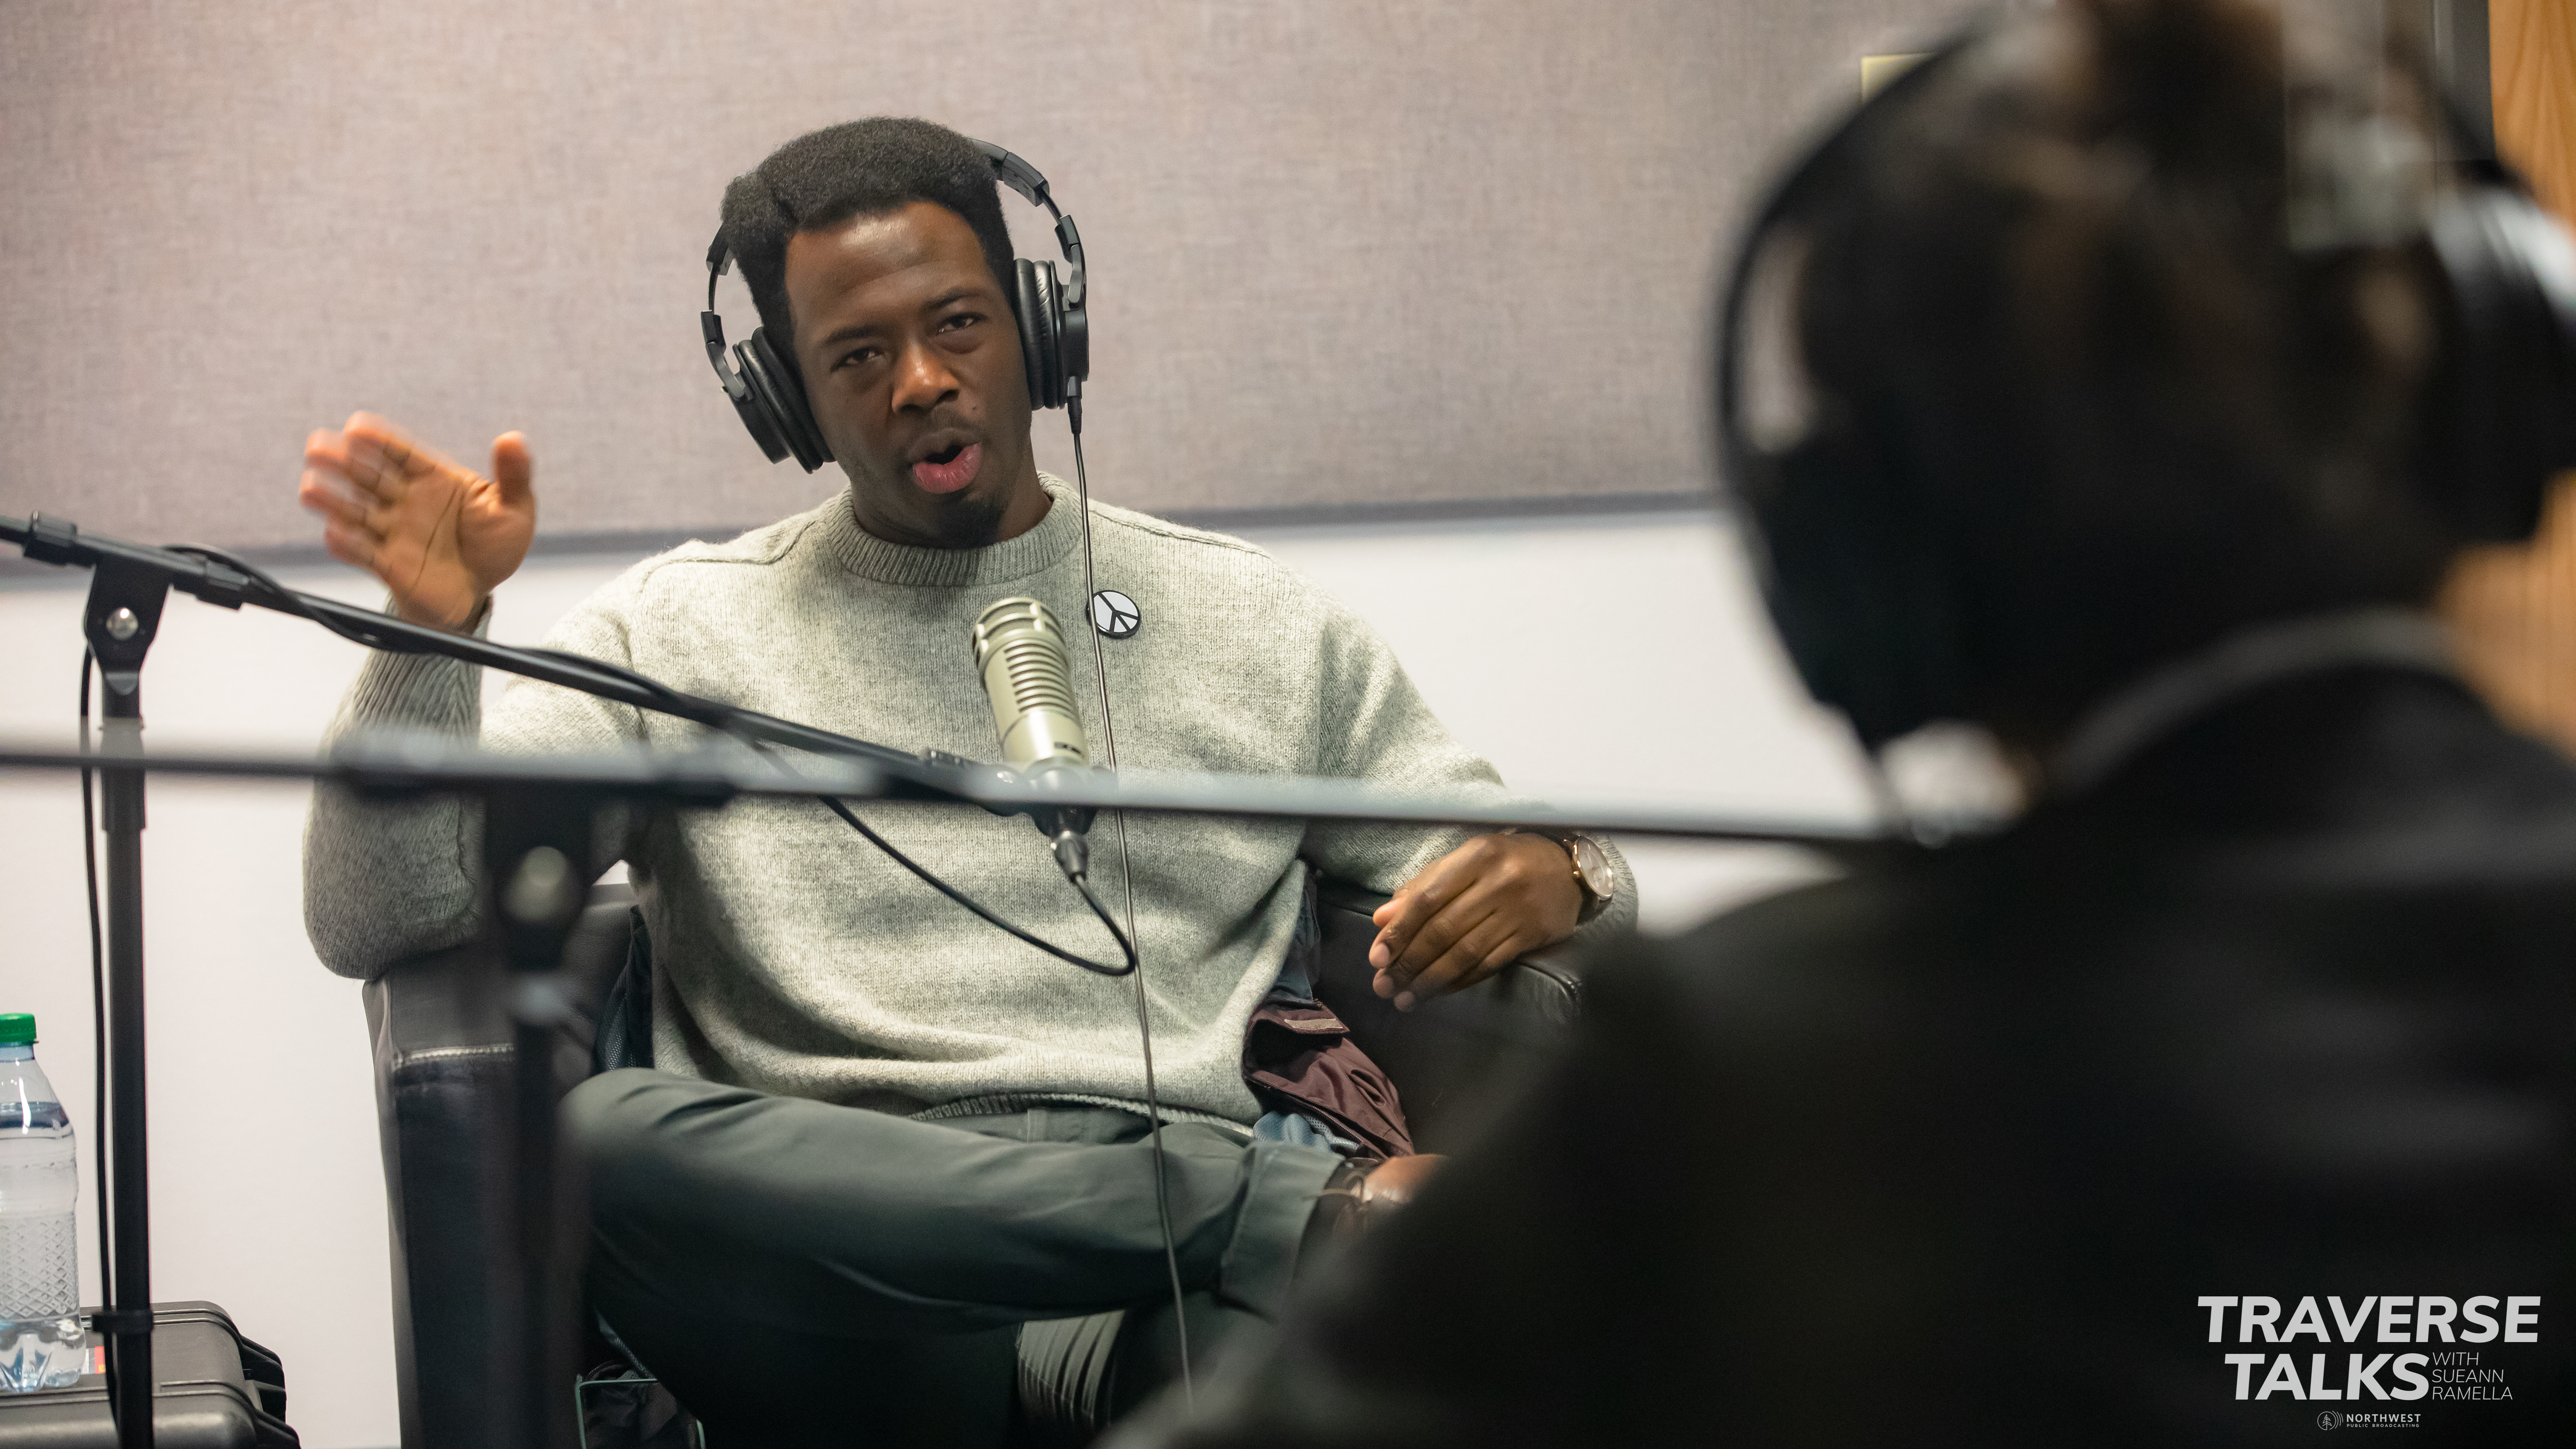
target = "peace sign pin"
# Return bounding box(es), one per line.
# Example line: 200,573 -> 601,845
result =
1089,590 -> 1140,639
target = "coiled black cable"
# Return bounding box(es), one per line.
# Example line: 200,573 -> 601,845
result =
738,733 -> 1137,979
812,794 -> 1134,976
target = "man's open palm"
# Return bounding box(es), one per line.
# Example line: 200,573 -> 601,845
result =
299,411 -> 536,628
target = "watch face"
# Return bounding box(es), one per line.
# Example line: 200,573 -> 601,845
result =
1571,837 -> 1615,900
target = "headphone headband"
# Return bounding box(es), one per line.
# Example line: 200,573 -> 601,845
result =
1716,16 -> 2576,749
971,139 -> 1087,313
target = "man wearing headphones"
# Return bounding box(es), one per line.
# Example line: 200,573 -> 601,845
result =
1114,0 -> 2576,1444
295,118 -> 1633,1443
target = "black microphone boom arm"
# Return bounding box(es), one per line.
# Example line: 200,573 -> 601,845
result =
1,511 -> 1017,812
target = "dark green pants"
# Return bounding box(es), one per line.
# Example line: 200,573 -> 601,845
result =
565,1069 -> 1342,1447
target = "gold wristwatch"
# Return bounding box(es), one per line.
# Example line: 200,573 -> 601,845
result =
1510,827 -> 1616,925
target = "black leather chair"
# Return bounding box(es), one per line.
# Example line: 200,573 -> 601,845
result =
361,874 -> 1584,1448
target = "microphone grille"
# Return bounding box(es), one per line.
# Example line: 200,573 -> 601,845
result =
972,597 -> 1088,773
972,596 -> 1067,672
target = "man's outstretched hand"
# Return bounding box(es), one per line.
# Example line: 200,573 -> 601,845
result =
1368,832 -> 1583,1010
298,412 -> 536,628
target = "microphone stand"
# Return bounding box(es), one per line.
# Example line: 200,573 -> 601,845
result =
4,738 -> 838,1449
477,782 -> 619,1449
77,558 -> 168,1449
0,510 -> 982,1449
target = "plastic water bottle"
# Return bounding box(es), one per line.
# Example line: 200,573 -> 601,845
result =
0,1014 -> 85,1392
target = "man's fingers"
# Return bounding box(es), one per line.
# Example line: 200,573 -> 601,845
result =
1385,879 -> 1511,994
1380,866 -> 1504,979
345,412 -> 442,485
1393,855 -> 1523,969
1393,914 -> 1528,1010
1368,839 -> 1496,970
490,431 -> 534,508
345,436 -> 404,495
343,411 -> 406,459
297,468 -> 370,525
320,520 -> 378,571
1370,832 -> 1584,1006
1392,895 -> 1481,981
307,414 -> 511,622
309,431 -> 408,505
304,431 -> 377,497
1371,887 -> 1474,980
1370,894 -> 1427,973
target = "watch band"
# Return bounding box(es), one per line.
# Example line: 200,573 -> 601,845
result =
1509,826 -> 1614,924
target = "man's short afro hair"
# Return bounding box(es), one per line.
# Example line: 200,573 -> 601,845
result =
719,118 -> 1018,381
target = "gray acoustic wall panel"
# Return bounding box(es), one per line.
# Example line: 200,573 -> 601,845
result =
0,0 -> 1975,550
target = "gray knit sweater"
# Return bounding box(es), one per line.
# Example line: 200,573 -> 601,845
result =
304,476 -> 1635,1122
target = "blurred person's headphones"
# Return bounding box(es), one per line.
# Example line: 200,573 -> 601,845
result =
700,139 -> 1091,472
1715,19 -> 2576,749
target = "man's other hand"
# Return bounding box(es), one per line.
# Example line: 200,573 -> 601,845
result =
1368,833 -> 1582,1011
298,412 -> 536,629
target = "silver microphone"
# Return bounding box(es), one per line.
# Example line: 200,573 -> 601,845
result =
971,597 -> 1095,855
972,597 -> 1090,775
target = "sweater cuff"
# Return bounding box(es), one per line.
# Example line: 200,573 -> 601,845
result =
333,595 -> 493,738
1562,836 -> 1640,947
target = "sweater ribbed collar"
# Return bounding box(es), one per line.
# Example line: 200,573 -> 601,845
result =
809,473 -> 1081,588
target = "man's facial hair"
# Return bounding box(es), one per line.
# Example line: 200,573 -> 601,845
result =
930,487 -> 1009,549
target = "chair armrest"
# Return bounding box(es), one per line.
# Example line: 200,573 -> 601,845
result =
364,884 -> 637,1071
360,884 -> 637,1449
1308,875 -> 1586,1154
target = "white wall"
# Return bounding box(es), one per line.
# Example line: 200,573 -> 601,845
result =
0,504 -> 1867,1447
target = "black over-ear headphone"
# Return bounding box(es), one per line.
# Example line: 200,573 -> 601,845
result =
700,139 -> 1092,473
1715,25 -> 2576,749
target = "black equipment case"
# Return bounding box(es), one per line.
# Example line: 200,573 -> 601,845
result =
0,1302 -> 296,1448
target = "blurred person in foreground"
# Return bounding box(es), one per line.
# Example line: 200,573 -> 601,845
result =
1110,0 -> 2576,1443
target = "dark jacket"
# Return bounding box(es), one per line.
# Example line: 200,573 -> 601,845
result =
1118,667 -> 2576,1446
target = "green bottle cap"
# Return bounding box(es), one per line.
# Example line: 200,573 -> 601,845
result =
0,1014 -> 32,1046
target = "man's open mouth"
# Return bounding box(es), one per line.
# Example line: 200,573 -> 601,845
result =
910,440 -> 982,494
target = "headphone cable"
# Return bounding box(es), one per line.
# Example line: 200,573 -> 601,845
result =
1066,388 -> 1193,1403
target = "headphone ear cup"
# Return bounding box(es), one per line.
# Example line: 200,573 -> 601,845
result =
1735,436 -> 1965,749
721,362 -> 792,465
742,328 -> 833,473
1056,271 -> 1088,390
2422,186 -> 2576,543
1014,259 -> 1066,410
706,309 -> 789,465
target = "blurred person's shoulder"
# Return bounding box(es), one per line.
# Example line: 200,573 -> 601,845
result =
1572,853 -> 1965,1070
1587,666 -> 2576,1050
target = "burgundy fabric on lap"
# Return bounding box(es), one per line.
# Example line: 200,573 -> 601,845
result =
1242,1001 -> 1414,1162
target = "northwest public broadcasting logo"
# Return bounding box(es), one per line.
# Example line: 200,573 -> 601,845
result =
2318,1409 -> 2426,1431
